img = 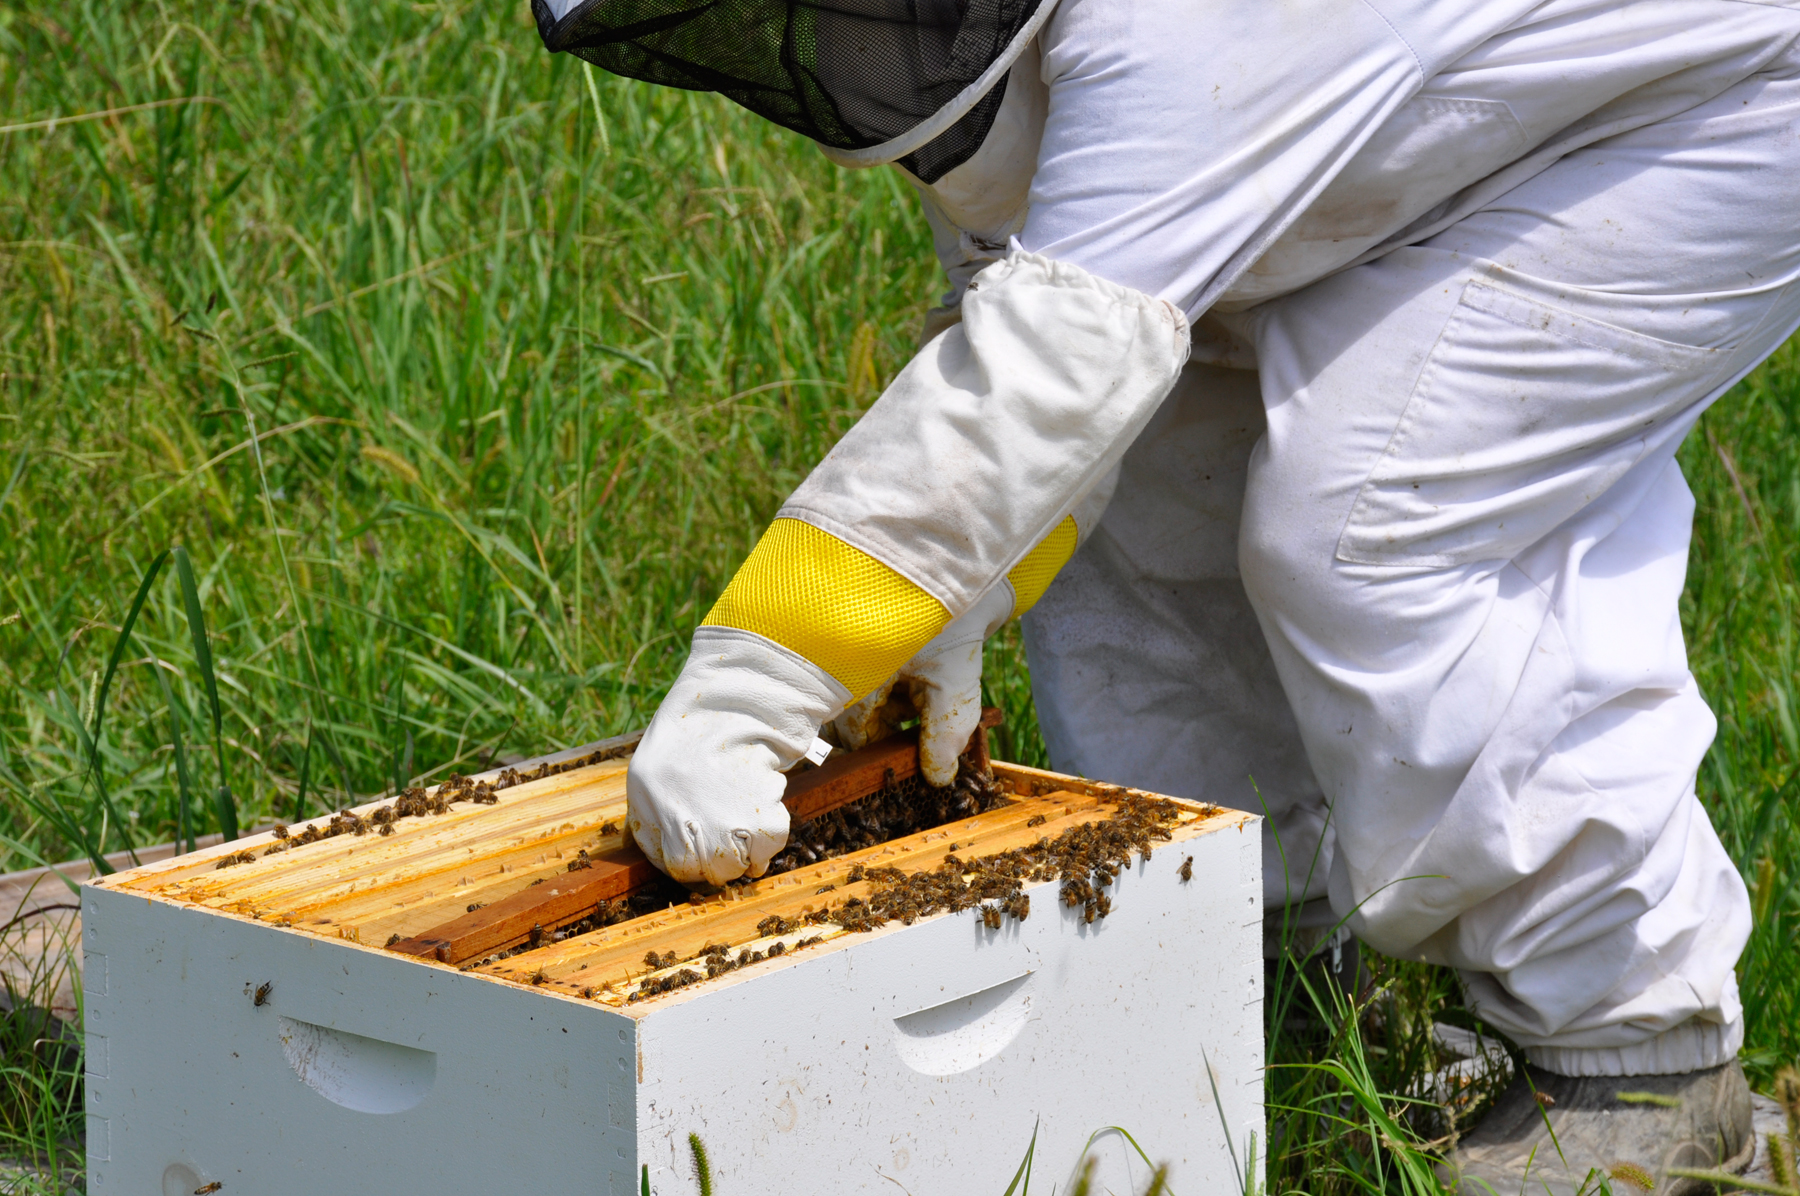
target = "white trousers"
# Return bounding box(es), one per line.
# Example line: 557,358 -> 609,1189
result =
1024,51 -> 1800,1076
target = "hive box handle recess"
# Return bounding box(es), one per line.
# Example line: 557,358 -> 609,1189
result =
892,971 -> 1034,1076
277,1017 -> 437,1114
161,1163 -> 208,1196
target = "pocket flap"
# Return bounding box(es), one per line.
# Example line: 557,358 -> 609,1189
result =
1337,282 -> 1722,567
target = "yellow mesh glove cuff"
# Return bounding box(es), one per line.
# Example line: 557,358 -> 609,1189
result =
702,518 -> 950,700
1005,516 -> 1079,616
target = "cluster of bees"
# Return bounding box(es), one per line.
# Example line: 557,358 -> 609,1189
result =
624,932 -> 825,1002
213,743 -> 633,872
485,739 -> 635,789
823,792 -> 1184,934
592,793 -> 1185,1005
763,762 -> 1008,877
755,910 -> 836,937
629,966 -> 705,1001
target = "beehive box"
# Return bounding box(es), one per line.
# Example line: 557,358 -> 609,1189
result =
81,735 -> 1262,1196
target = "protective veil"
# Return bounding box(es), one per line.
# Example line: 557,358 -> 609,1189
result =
531,0 -> 1056,182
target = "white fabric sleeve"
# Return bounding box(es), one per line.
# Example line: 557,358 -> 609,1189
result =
1020,0 -> 1541,318
778,251 -> 1190,619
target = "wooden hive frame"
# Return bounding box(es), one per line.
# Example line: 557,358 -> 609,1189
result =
100,721 -> 1241,1012
84,728 -> 1265,1196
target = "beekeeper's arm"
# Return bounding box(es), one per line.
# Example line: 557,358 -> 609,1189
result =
627,0 -> 1470,886
627,256 -> 1188,885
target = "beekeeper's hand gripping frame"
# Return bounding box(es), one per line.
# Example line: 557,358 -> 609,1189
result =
628,254 -> 1190,886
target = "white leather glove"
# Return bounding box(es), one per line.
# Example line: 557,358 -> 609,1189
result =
627,626 -> 849,887
833,584 -> 1015,786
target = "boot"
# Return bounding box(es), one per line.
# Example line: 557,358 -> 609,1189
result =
1443,1059 -> 1755,1195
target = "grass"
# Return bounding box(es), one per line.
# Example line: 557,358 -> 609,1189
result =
0,0 -> 1795,1188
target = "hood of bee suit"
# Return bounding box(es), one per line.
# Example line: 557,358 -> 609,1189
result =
529,0 -> 1058,184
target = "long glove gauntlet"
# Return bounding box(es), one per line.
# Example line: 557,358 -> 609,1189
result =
835,477 -> 1115,784
629,252 -> 1189,883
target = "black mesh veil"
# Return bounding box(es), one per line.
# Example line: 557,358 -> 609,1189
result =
531,0 -> 1044,183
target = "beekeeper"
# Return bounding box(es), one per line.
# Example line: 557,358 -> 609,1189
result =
535,0 -> 1796,1188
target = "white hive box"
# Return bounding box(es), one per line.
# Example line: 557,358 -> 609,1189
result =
82,746 -> 1262,1196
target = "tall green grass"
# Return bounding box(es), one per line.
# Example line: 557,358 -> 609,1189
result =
1,0 -> 1795,1187
0,0 -> 938,859
1680,339 -> 1800,1085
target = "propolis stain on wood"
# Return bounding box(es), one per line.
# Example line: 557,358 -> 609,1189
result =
82,732 -> 1263,1196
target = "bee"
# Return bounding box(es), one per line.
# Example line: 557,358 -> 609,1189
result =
195,1184 -> 223,1194
1534,1092 -> 1556,1109
253,982 -> 273,1007
528,923 -> 547,949
1178,856 -> 1194,883
1026,814 -> 1047,828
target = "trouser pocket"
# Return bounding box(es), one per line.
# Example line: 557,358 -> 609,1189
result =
1336,280 -> 1724,567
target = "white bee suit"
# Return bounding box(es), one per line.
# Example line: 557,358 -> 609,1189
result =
905,0 -> 1800,1075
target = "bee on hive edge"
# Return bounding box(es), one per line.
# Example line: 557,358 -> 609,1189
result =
253,981 -> 273,1007
194,1183 -> 223,1194
1178,856 -> 1194,883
